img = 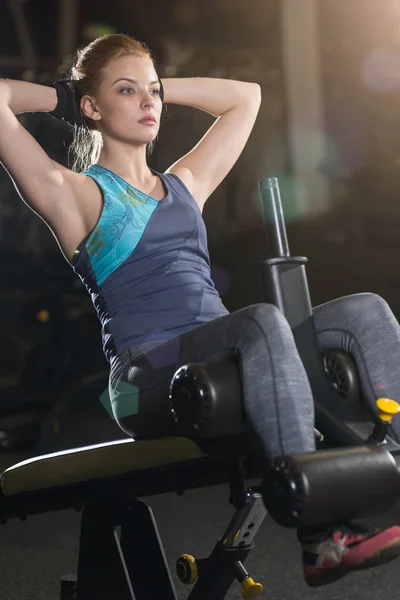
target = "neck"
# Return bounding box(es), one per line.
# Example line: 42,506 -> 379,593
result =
96,139 -> 153,184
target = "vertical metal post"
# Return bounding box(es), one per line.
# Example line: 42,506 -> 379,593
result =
258,177 -> 290,258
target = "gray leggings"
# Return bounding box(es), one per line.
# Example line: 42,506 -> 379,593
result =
109,293 -> 400,459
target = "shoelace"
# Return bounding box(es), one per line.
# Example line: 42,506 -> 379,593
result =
328,522 -> 379,544
299,521 -> 379,544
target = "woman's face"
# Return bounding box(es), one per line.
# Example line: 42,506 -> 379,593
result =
84,55 -> 162,144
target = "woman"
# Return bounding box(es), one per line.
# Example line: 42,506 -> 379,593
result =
0,33 -> 400,587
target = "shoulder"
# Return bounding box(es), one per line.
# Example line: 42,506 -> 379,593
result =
164,166 -> 194,192
59,164 -> 104,239
163,166 -> 204,211
62,165 -> 100,203
59,163 -> 90,194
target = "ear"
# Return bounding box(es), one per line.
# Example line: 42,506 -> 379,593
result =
80,95 -> 101,122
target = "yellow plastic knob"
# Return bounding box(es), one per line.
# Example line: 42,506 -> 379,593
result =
376,398 -> 400,422
241,577 -> 263,599
176,554 -> 198,584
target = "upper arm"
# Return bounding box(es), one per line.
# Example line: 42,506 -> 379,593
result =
166,84 -> 261,209
0,102 -> 78,226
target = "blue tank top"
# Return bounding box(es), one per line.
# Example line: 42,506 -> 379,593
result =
72,165 -> 229,363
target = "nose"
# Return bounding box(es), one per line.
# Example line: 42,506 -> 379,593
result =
141,90 -> 155,109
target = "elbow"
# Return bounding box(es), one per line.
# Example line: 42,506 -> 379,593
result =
237,82 -> 262,108
251,82 -> 262,106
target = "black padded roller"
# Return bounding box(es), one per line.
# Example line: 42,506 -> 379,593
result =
169,361 -> 249,438
262,445 -> 400,528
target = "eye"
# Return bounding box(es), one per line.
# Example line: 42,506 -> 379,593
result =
150,89 -> 160,96
120,87 -> 134,95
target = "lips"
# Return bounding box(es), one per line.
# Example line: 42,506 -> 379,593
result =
139,116 -> 156,125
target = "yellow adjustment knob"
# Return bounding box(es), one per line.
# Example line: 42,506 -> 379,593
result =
176,554 -> 198,584
241,577 -> 263,599
376,398 -> 400,422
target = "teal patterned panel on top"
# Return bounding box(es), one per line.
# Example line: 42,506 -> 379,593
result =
81,165 -> 159,286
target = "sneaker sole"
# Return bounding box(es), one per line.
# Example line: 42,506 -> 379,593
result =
305,537 -> 400,587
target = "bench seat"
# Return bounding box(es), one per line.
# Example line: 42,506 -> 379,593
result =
1,437 -> 206,496
0,437 -> 248,522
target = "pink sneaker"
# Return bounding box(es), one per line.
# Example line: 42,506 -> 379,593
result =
300,522 -> 400,587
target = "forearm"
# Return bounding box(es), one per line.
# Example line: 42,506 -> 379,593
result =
0,79 -> 57,115
161,77 -> 261,117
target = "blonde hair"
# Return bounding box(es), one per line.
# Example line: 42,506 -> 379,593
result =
68,34 -> 153,172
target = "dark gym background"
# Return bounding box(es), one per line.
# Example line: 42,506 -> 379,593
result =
1,1 -> 400,598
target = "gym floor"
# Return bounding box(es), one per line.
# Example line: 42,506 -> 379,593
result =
0,452 -> 399,600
